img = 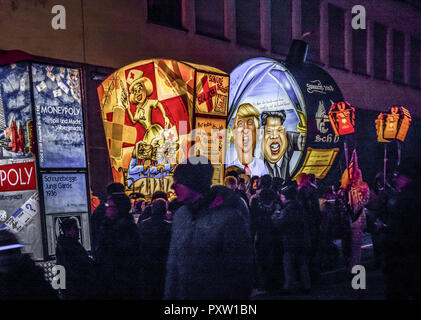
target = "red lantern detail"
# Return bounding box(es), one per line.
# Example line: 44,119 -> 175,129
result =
328,101 -> 356,136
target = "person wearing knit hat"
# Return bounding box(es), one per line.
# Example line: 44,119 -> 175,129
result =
165,156 -> 254,300
172,156 -> 214,203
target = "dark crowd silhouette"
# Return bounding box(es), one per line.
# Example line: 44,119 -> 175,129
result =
1,155 -> 421,300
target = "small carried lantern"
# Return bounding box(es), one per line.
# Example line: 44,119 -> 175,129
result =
375,106 -> 411,187
375,106 -> 411,143
341,149 -> 370,215
328,101 -> 356,136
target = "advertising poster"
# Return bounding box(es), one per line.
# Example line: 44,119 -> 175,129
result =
194,117 -> 226,163
228,58 -> 307,180
194,117 -> 226,185
284,62 -> 344,149
0,62 -> 42,260
98,59 -> 228,197
42,173 -> 88,215
195,72 -> 229,116
32,64 -> 86,169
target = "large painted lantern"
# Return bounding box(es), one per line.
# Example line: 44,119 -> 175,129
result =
97,59 -> 229,198
227,40 -> 343,181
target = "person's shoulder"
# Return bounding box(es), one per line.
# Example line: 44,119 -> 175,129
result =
171,205 -> 191,224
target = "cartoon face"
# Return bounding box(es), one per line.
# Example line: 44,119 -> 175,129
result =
233,116 -> 257,161
130,82 -> 147,105
137,142 -> 155,160
263,117 -> 288,164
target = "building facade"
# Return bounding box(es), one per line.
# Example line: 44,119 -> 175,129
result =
1,0 -> 420,190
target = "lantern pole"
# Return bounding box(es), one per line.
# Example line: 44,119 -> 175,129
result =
396,141 -> 402,167
383,143 -> 387,187
343,137 -> 354,213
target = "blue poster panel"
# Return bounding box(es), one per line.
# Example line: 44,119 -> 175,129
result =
32,64 -> 86,168
0,62 -> 34,160
42,173 -> 88,214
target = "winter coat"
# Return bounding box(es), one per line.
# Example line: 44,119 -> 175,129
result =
0,253 -> 57,300
384,184 -> 421,298
55,235 -> 97,299
297,185 -> 322,240
91,202 -> 106,260
95,213 -> 142,299
272,199 -> 311,252
164,187 -> 253,300
138,215 -> 172,300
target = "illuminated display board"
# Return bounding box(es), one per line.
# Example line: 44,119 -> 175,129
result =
228,55 -> 344,181
32,64 -> 86,169
42,173 -> 88,214
97,59 -> 229,197
0,60 -> 91,261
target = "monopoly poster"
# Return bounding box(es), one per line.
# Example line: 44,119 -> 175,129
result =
32,64 -> 86,169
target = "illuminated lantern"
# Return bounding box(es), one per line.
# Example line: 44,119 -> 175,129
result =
375,113 -> 389,143
228,40 -> 343,182
341,149 -> 370,213
376,106 -> 411,142
328,101 -> 356,136
97,59 -> 229,197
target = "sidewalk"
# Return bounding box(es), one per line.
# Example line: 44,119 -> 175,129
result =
252,234 -> 387,300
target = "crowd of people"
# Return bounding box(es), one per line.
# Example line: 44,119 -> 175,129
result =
0,155 -> 420,300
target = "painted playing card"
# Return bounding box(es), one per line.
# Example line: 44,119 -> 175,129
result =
4,216 -> 24,233
20,77 -> 25,91
36,81 -> 47,92
53,89 -> 62,97
47,71 -> 55,82
58,81 -> 69,94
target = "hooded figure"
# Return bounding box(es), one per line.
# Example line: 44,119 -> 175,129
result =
94,193 -> 142,299
55,217 -> 97,300
137,199 -> 171,299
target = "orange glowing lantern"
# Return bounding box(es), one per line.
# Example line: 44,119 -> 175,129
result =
375,106 -> 411,143
328,101 -> 356,136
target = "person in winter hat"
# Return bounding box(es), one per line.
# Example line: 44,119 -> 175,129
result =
165,156 -> 253,300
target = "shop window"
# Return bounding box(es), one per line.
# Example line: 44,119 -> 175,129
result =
328,4 -> 345,69
147,0 -> 182,29
373,22 -> 387,80
301,0 -> 320,62
352,28 -> 367,75
196,0 -> 225,39
236,0 -> 260,48
271,0 -> 292,55
393,30 -> 405,84
410,37 -> 420,88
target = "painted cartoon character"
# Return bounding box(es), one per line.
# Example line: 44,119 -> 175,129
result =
123,69 -> 171,138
